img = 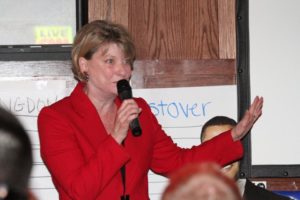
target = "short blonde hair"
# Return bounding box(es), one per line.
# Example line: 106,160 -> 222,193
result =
71,20 -> 136,82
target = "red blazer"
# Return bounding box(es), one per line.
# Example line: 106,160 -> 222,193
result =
38,83 -> 243,200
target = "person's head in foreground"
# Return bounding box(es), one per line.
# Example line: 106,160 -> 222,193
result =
162,162 -> 242,200
0,107 -> 33,200
201,116 -> 239,180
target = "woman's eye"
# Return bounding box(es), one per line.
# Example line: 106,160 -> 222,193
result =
123,59 -> 130,64
105,59 -> 114,64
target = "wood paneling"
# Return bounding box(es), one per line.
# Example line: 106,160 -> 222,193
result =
88,0 -> 129,27
89,0 -> 236,60
131,59 -> 236,88
129,0 -> 219,59
128,0 -> 157,59
88,0 -> 110,21
218,0 -> 236,58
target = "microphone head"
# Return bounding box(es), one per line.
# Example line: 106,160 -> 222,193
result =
117,79 -> 132,100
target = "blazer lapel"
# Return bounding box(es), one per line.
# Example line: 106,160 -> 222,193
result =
70,82 -> 110,150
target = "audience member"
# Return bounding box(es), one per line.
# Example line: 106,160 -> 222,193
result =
162,162 -> 242,200
200,116 -> 291,200
0,107 -> 35,200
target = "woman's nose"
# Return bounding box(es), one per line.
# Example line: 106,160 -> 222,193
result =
116,62 -> 130,75
115,62 -> 128,76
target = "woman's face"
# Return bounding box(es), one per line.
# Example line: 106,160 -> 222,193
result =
79,43 -> 132,97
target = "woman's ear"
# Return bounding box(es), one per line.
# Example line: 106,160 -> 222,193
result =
79,57 -> 88,73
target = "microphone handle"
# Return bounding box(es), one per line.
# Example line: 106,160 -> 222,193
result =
130,118 -> 142,137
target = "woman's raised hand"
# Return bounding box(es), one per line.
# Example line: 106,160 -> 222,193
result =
231,96 -> 264,141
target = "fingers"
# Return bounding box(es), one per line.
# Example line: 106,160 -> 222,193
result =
231,96 -> 263,141
112,99 -> 141,143
256,97 -> 263,115
249,96 -> 263,119
118,99 -> 141,123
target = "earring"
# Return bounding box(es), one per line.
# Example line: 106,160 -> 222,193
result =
83,72 -> 89,82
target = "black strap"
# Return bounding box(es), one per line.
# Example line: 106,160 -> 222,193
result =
120,165 -> 129,200
121,164 -> 126,195
120,141 -> 129,200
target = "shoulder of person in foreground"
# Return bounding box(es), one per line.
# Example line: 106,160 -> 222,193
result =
162,162 -> 242,200
0,106 -> 34,200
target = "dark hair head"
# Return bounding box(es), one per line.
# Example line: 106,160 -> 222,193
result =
200,116 -> 237,142
71,20 -> 136,82
0,107 -> 33,200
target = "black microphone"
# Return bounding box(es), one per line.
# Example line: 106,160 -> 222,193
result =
117,79 -> 142,137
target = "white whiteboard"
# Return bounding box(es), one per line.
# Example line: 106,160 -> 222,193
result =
250,0 -> 300,165
0,78 -> 237,200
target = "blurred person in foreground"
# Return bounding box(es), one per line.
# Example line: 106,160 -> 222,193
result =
200,116 -> 291,200
38,19 -> 263,200
0,107 -> 36,200
162,162 -> 242,200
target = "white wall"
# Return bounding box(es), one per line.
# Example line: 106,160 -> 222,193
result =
250,0 -> 300,165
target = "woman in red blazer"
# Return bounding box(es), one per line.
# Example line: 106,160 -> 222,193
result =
37,20 -> 263,200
